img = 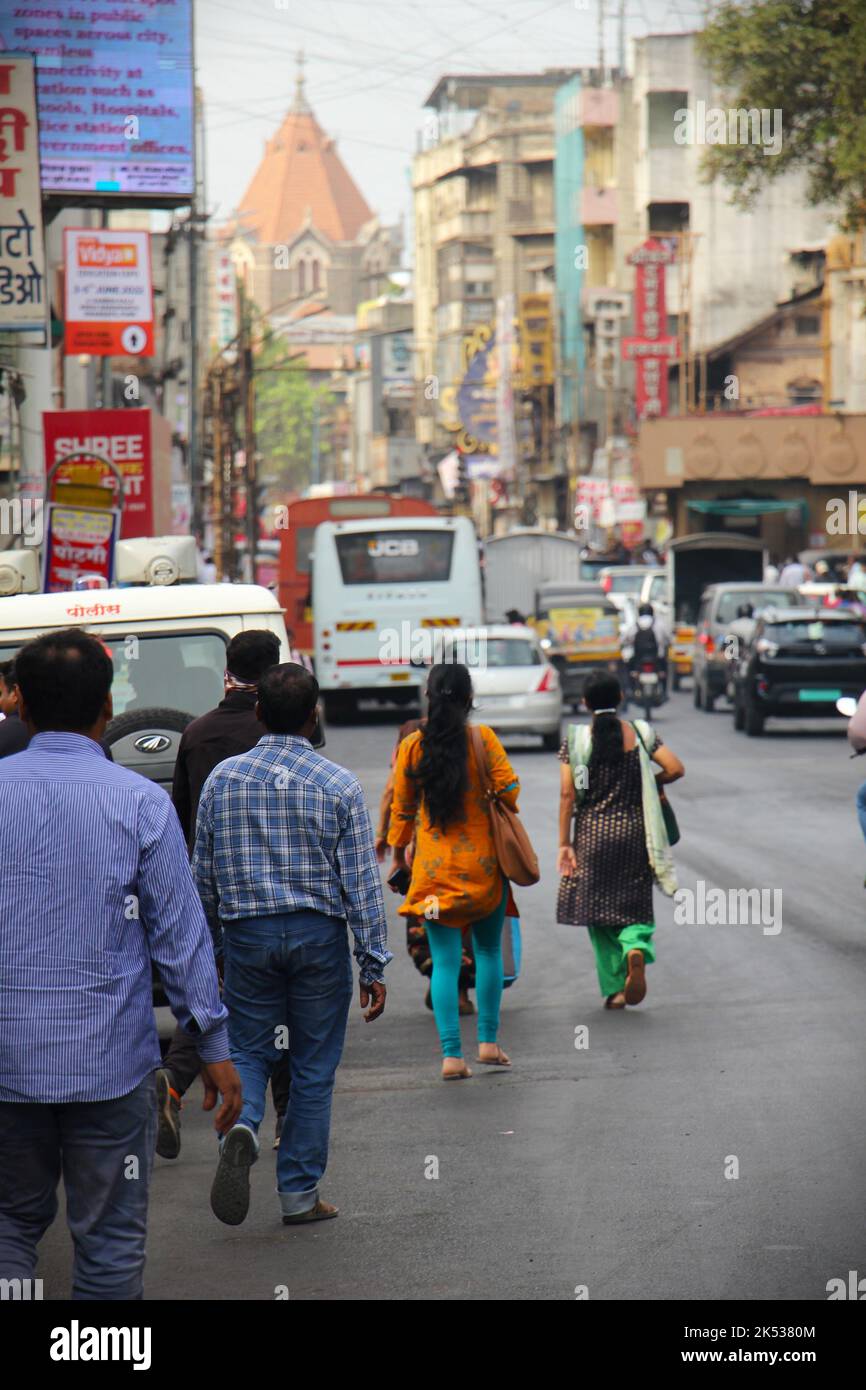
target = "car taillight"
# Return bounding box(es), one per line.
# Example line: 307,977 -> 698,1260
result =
697,631 -> 715,655
537,667 -> 557,692
641,662 -> 655,672
601,575 -> 612,593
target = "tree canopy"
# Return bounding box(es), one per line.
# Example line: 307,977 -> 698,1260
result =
253,327 -> 336,498
698,0 -> 866,228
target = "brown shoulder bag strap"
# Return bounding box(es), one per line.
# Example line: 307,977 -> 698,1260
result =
468,724 -> 495,800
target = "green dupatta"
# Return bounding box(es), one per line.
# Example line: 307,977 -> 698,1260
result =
567,718 -> 677,897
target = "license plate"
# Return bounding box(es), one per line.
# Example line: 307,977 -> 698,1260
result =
390,672 -> 410,682
639,673 -> 657,685
799,688 -> 840,702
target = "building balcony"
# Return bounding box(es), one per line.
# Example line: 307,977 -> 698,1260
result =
434,210 -> 493,243
581,186 -> 619,226
507,198 -> 554,235
580,87 -> 618,129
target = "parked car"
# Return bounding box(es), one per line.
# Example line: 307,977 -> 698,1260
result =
436,625 -> 563,750
692,583 -> 806,711
731,609 -> 866,736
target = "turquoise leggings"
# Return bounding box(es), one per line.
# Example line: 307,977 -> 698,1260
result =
425,882 -> 508,1058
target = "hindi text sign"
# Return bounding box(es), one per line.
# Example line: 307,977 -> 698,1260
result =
0,56 -> 48,335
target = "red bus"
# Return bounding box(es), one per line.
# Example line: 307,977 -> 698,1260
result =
278,494 -> 438,654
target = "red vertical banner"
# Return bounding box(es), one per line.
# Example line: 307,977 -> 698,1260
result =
43,409 -> 160,537
622,238 -> 678,422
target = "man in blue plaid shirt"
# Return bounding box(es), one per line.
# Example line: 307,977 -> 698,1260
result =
193,663 -> 391,1227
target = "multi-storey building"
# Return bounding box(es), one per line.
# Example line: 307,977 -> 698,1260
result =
413,71 -> 574,526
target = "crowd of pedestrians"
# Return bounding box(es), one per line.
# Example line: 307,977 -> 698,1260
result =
0,625 -> 684,1298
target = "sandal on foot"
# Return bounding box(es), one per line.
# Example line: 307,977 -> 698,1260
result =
624,950 -> 647,1006
477,1044 -> 510,1066
282,1198 -> 338,1225
442,1058 -> 472,1080
605,992 -> 626,1009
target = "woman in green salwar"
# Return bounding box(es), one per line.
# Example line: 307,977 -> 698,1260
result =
556,673 -> 684,1007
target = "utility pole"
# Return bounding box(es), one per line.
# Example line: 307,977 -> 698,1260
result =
239,283 -> 257,582
99,207 -> 112,409
211,367 -> 224,578
189,210 -> 201,538
311,396 -> 320,488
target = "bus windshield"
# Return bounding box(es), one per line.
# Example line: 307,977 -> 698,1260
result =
334,530 -> 455,585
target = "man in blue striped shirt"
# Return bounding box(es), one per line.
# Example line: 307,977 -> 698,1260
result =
193,663 -> 391,1227
0,629 -> 241,1299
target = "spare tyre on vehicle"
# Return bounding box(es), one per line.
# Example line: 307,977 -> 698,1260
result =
103,707 -> 194,789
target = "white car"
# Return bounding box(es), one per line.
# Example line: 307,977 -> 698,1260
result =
438,625 -> 563,750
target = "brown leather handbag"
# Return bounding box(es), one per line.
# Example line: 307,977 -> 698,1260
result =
469,726 -> 540,887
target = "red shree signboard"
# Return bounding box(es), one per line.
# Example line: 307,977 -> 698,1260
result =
621,238 -> 679,422
43,408 -> 173,538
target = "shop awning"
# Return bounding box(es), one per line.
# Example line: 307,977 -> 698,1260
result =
686,498 -> 808,523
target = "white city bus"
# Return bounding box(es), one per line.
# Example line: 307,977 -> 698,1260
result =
312,514 -> 482,718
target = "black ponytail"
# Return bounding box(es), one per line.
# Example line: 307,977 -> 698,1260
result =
584,672 -> 624,765
412,663 -> 472,830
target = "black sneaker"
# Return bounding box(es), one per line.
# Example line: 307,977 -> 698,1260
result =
155,1068 -> 181,1160
273,1114 -> 284,1151
210,1125 -> 258,1226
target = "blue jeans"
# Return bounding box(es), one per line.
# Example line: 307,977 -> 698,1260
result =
222,910 -> 353,1217
856,781 -> 866,845
0,1074 -> 155,1299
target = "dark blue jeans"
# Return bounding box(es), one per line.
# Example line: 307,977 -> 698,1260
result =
222,910 -> 353,1217
0,1074 -> 155,1299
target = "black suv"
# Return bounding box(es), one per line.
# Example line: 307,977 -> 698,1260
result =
732,610 -> 866,736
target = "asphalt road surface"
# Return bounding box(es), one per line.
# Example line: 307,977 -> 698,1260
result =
38,691 -> 866,1301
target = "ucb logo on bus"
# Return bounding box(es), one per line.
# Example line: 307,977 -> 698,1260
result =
367,538 -> 419,558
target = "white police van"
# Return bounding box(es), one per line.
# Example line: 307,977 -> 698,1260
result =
0,537 -> 290,788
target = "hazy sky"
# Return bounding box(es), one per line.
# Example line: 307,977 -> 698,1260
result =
197,0 -> 710,238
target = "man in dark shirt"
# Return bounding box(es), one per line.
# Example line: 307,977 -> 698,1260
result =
172,630 -> 281,849
0,660 -> 29,759
157,630 -> 283,1160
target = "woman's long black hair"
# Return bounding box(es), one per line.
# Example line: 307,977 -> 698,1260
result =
584,672 -> 624,766
411,662 -> 472,830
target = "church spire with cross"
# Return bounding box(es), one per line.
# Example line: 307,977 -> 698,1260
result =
292,49 -> 311,115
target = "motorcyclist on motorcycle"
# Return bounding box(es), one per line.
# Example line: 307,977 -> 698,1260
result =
622,602 -> 669,702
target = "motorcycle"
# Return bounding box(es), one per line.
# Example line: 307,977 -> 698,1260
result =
636,661 -> 665,720
622,642 -> 667,719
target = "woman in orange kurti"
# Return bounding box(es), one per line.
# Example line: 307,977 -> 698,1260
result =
387,663 -> 519,1079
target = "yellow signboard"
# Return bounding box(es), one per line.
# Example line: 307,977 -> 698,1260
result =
518,292 -> 554,387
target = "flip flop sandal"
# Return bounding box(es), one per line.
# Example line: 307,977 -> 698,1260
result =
624,950 -> 647,1005
476,1046 -> 511,1066
605,993 -> 626,1009
442,1061 -> 472,1080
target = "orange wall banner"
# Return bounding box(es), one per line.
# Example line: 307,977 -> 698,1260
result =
63,228 -> 154,356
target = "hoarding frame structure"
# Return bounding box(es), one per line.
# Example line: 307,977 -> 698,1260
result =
0,1 -> 196,212
0,54 -> 49,345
